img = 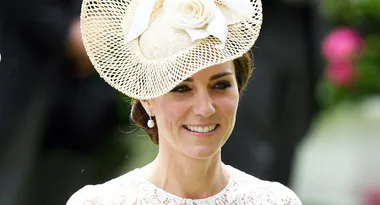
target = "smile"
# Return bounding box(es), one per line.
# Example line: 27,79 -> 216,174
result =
183,125 -> 218,133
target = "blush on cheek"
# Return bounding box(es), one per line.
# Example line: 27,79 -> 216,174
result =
155,101 -> 185,129
220,96 -> 239,112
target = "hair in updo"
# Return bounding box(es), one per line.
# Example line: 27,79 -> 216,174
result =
130,52 -> 253,144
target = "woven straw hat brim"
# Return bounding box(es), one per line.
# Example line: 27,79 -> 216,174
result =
80,0 -> 263,100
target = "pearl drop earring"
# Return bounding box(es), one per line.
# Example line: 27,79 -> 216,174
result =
147,112 -> 155,128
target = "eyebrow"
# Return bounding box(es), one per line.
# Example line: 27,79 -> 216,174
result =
183,72 -> 233,82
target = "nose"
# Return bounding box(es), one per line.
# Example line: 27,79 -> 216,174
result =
192,90 -> 216,118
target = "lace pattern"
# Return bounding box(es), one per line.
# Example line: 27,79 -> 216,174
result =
66,166 -> 302,205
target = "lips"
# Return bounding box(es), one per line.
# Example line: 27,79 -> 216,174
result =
183,124 -> 218,133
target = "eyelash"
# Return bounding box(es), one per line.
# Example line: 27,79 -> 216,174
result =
171,81 -> 232,93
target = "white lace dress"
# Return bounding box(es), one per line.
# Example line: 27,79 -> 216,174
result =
67,166 -> 302,205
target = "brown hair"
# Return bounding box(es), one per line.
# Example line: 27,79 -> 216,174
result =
130,53 -> 253,144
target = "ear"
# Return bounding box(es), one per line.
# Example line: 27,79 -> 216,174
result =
140,100 -> 155,116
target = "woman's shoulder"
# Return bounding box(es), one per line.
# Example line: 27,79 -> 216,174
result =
228,166 -> 302,204
66,168 -> 143,205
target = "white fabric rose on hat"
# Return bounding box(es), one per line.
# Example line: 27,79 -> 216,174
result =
124,0 -> 256,49
163,0 -> 217,30
164,0 -> 228,49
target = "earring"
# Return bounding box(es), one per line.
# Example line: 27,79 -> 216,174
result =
147,112 -> 155,128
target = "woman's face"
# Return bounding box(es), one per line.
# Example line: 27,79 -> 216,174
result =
143,61 -> 239,159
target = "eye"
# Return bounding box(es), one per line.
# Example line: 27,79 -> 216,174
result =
171,84 -> 192,93
212,81 -> 232,90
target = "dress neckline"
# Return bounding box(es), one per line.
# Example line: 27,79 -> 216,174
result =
134,165 -> 236,203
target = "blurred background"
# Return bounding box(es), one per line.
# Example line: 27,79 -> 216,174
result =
0,0 -> 379,205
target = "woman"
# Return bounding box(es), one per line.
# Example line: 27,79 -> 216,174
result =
67,0 -> 302,204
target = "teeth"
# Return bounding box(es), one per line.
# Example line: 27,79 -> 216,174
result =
185,125 -> 217,133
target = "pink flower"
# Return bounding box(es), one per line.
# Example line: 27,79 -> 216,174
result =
325,61 -> 356,87
322,27 -> 364,63
363,186 -> 380,205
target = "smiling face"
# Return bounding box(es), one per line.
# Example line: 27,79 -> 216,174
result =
141,61 -> 239,159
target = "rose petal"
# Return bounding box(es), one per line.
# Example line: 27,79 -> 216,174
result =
186,29 -> 210,42
165,0 -> 217,30
218,5 -> 241,25
152,0 -> 164,13
124,0 -> 156,44
221,0 -> 255,19
207,8 -> 228,49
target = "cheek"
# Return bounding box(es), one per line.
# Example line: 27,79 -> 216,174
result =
155,100 -> 187,129
217,94 -> 239,120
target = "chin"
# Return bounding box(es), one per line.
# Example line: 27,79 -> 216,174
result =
184,146 -> 221,160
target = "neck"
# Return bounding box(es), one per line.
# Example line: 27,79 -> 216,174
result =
142,144 -> 229,199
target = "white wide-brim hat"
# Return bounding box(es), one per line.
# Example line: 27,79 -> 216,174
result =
80,0 -> 262,100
